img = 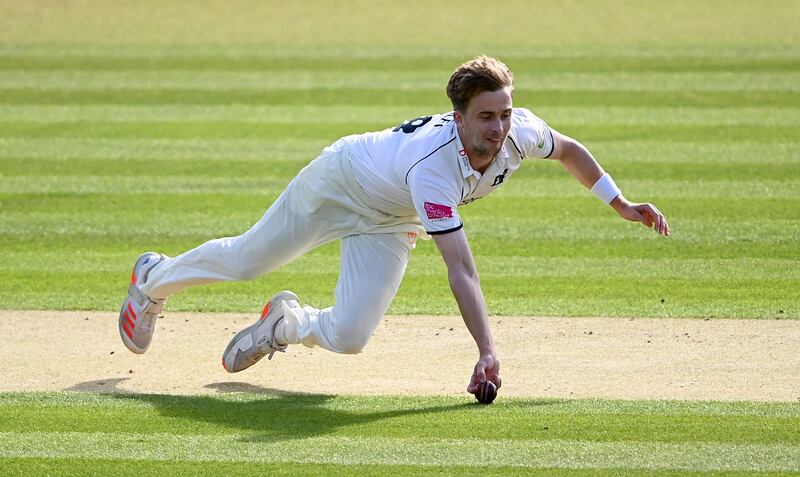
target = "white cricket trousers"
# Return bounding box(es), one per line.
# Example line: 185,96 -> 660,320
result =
140,139 -> 424,354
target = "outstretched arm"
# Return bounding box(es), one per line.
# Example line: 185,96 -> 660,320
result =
550,129 -> 670,236
432,228 -> 502,394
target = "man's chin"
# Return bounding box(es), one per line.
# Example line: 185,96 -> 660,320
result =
484,142 -> 502,155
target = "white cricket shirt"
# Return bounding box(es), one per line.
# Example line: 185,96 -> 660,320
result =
345,107 -> 555,235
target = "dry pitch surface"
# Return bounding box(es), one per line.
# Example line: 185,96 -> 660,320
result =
2,311 -> 798,401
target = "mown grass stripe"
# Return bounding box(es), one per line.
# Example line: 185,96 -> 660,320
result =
0,137 -> 328,161
1,393 -> 797,443
3,176 -> 798,200
2,88 -> 797,108
1,106 -> 798,127
3,275 -> 794,316
0,432 -> 797,472
3,191 -> 797,224
3,157 -> 799,183
4,207 -> 799,242
2,224 -> 797,259
1,245 -> 797,273
5,459 -> 789,477
2,138 -> 796,164
1,252 -> 797,281
1,121 -> 798,144
0,41 -> 797,57
6,459 -> 787,477
3,393 -> 799,417
2,47 -> 800,74
1,71 -> 798,91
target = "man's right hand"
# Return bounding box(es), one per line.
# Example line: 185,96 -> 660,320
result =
467,353 -> 502,394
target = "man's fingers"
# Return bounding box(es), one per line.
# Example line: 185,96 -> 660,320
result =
468,356 -> 494,393
490,375 -> 502,389
475,362 -> 487,383
651,205 -> 669,236
467,371 -> 483,393
469,355 -> 502,394
627,203 -> 669,236
643,204 -> 670,236
635,209 -> 653,227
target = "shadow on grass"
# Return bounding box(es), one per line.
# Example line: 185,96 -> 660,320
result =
64,378 -> 561,442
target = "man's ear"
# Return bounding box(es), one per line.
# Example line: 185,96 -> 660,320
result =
453,110 -> 463,126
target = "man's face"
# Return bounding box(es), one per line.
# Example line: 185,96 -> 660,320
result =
455,87 -> 513,158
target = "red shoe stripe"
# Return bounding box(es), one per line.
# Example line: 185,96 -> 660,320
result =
127,302 -> 137,319
122,321 -> 134,339
221,357 -> 227,371
131,271 -> 137,284
260,302 -> 270,320
125,313 -> 135,329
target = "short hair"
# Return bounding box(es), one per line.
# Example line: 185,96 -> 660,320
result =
446,55 -> 514,113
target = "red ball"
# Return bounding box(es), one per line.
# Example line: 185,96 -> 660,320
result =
475,380 -> 497,404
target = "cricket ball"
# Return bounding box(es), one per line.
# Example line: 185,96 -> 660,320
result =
475,380 -> 497,404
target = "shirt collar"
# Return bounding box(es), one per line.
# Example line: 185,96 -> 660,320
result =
454,125 -> 479,179
454,123 -> 510,179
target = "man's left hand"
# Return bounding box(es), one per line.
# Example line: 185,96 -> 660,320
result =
611,196 -> 670,236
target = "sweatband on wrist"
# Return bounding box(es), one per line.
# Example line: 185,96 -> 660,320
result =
591,173 -> 622,205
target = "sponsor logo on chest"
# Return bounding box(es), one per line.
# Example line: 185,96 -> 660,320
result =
458,148 -> 470,172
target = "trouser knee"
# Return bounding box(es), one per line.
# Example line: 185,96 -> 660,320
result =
329,318 -> 375,354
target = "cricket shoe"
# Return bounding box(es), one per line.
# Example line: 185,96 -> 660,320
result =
119,252 -> 168,354
222,290 -> 300,373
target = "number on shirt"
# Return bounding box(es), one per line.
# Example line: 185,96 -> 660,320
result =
393,116 -> 432,134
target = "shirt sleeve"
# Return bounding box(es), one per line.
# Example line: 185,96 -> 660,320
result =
407,164 -> 463,235
511,107 -> 555,159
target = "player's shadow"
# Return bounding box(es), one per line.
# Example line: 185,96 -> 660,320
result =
64,378 -> 131,392
64,378 -> 493,443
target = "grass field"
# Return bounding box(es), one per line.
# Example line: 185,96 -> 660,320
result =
1,392 -> 799,475
0,1 -> 798,318
1,1 -> 799,475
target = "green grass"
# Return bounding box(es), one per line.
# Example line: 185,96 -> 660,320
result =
0,3 -> 798,318
1,3 -> 799,476
0,392 -> 798,475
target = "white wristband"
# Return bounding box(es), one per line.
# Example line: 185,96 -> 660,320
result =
591,173 -> 621,205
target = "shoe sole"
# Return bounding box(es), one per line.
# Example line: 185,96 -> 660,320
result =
222,322 -> 261,372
